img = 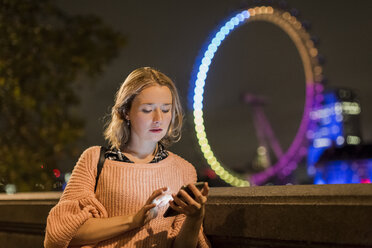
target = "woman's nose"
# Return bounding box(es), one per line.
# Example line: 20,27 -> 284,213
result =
153,109 -> 163,123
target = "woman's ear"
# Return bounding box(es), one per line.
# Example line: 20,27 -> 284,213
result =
125,113 -> 131,127
122,109 -> 128,120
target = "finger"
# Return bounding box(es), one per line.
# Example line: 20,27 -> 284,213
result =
172,193 -> 188,208
201,182 -> 209,196
143,203 -> 156,212
187,184 -> 205,204
187,184 -> 205,200
146,187 -> 167,204
179,189 -> 201,208
146,191 -> 161,205
169,200 -> 187,214
159,186 -> 168,191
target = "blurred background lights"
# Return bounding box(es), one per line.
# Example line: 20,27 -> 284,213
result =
336,115 -> 343,122
361,179 -> 371,184
347,135 -> 360,145
53,169 -> 61,178
190,4 -> 326,186
64,172 -> 72,183
5,184 -> 16,194
35,183 -> 45,190
336,136 -> 345,145
314,138 -> 331,148
342,102 -> 361,115
192,9 -> 252,187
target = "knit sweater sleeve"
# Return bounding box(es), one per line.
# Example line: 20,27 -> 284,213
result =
169,155 -> 211,248
44,146 -> 108,248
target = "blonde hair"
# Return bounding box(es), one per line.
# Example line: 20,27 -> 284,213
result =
104,67 -> 183,149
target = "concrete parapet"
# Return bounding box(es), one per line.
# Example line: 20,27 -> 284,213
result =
205,184 -> 372,247
0,184 -> 371,247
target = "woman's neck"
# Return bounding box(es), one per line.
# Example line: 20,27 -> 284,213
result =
121,140 -> 158,163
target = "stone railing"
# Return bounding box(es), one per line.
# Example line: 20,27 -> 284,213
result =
205,184 -> 372,248
0,192 -> 60,247
0,184 -> 371,247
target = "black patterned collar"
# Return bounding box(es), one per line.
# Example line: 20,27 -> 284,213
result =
105,143 -> 168,163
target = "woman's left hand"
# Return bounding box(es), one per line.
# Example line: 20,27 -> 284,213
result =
169,182 -> 209,219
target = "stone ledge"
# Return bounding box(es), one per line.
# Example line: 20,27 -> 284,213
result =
207,184 -> 372,204
0,184 -> 371,247
0,192 -> 62,201
204,184 -> 372,247
0,192 -> 61,206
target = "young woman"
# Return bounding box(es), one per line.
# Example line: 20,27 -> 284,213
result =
44,67 -> 211,248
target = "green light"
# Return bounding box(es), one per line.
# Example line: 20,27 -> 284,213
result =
207,157 -> 216,164
195,125 -> 204,132
194,110 -> 203,118
197,132 -> 206,139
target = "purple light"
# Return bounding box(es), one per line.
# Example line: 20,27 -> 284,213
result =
315,83 -> 324,93
316,94 -> 324,103
251,83 -> 318,185
300,146 -> 308,156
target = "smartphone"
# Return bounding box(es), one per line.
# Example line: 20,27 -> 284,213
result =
163,182 -> 205,218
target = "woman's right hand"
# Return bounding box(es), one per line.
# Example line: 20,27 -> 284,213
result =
132,187 -> 168,228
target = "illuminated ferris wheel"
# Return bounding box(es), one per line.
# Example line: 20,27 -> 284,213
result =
189,5 -> 325,186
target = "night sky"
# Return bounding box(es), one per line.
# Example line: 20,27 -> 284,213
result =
58,0 -> 372,183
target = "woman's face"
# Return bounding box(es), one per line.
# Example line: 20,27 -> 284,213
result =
127,85 -> 173,145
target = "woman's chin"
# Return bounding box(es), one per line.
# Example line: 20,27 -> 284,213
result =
147,133 -> 166,142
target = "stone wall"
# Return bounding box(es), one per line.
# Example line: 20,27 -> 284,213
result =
205,184 -> 372,248
0,184 -> 371,247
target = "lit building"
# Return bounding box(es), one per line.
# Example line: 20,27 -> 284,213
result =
307,88 -> 369,184
314,145 -> 372,184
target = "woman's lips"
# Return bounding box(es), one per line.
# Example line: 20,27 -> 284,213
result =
150,128 -> 162,133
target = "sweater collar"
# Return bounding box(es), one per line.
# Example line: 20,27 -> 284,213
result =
105,143 -> 168,164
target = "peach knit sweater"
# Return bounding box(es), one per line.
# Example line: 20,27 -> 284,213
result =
44,146 -> 211,248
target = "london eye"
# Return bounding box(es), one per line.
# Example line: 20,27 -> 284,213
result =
189,5 -> 325,186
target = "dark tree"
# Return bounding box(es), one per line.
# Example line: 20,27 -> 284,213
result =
0,0 -> 125,192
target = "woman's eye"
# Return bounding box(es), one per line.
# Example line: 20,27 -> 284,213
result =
162,109 -> 170,113
142,109 -> 152,113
